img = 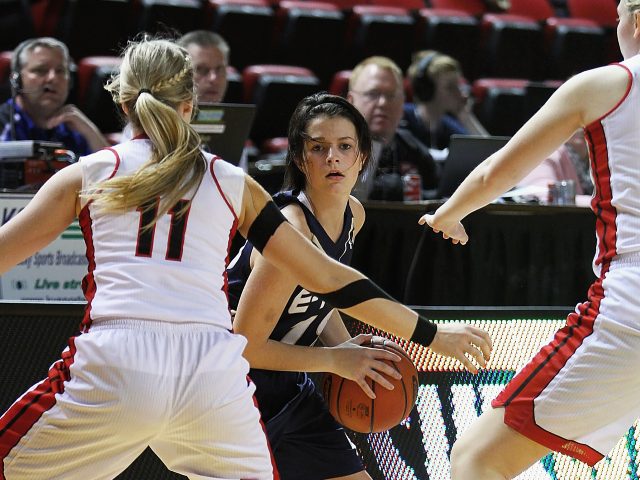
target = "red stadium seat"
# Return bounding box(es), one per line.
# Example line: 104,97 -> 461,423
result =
472,78 -> 528,136
428,0 -> 486,17
57,0 -> 134,59
415,8 -> 481,80
0,51 -> 12,103
345,5 -> 416,72
479,13 -> 544,80
138,0 -> 208,35
508,0 -> 606,79
242,65 -> 320,145
76,56 -> 123,134
0,0 -> 35,52
566,0 -> 620,63
566,0 -> 617,28
208,0 -> 275,71
224,65 -> 243,104
272,1 -> 345,86
369,0 -> 426,9
328,69 -> 351,97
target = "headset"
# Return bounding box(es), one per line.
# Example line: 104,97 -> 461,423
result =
10,38 -> 75,94
411,53 -> 439,103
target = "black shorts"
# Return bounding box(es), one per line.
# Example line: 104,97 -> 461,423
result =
254,370 -> 365,480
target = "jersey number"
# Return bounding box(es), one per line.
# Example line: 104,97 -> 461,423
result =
135,199 -> 190,261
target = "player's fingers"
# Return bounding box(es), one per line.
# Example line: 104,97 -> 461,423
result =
358,379 -> 376,399
368,370 -> 396,390
373,349 -> 401,363
472,333 -> 493,361
467,344 -> 486,369
352,333 -> 373,345
371,359 -> 402,380
458,353 -> 478,374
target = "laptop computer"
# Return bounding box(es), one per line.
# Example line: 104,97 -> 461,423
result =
437,134 -> 510,198
192,103 -> 256,166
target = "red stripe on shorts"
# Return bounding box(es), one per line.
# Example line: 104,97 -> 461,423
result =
0,337 -> 78,477
492,268 -> 609,466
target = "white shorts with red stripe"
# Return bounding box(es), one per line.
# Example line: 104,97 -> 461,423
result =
0,320 -> 278,480
493,252 -> 640,466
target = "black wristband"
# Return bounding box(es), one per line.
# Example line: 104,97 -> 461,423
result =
246,201 -> 286,253
410,316 -> 437,347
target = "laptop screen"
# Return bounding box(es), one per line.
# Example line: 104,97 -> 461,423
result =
192,103 -> 256,166
438,135 -> 510,198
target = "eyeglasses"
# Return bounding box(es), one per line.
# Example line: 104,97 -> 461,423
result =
194,65 -> 227,78
351,89 -> 403,103
24,65 -> 69,80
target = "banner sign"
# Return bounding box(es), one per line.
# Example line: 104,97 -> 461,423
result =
0,194 -> 86,300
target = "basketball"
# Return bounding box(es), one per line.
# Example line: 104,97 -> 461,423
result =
322,338 -> 418,433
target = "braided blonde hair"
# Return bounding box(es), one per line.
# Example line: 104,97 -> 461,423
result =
84,36 -> 205,226
626,0 -> 640,14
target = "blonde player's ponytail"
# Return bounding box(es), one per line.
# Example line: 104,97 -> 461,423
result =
84,36 -> 205,225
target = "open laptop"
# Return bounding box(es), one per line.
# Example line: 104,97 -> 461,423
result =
438,134 -> 510,198
192,103 -> 256,166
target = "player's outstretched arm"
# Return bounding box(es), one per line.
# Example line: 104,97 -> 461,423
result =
237,175 -> 492,372
419,65 -> 629,243
0,163 -> 81,274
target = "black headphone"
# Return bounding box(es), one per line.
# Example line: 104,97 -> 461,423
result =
411,53 -> 439,102
10,38 -> 75,94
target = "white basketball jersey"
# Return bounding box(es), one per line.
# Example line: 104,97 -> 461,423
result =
586,54 -> 640,276
78,138 -> 245,329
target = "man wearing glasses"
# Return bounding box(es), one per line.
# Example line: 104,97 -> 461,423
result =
177,30 -> 230,104
347,56 -> 438,201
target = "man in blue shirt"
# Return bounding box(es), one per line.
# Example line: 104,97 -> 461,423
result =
0,37 -> 108,156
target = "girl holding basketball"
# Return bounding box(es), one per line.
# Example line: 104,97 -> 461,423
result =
0,40 -> 484,478
421,1 -> 640,478
228,93 -> 492,480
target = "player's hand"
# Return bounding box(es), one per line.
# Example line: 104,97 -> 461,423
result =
419,213 -> 469,245
330,334 -> 402,399
429,323 -> 492,374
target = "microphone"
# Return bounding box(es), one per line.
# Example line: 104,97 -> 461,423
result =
14,85 -> 47,95
8,81 -> 51,140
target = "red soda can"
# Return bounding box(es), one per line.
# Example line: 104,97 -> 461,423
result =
402,173 -> 422,201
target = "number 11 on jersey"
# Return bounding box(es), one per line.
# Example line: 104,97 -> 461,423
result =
135,199 -> 191,261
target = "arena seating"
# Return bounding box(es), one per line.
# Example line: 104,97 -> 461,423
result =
242,64 -> 320,145
345,5 -> 416,72
271,1 -> 345,86
208,0 -> 275,71
6,0 -> 623,157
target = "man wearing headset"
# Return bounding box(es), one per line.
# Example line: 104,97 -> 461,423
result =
404,50 -> 488,151
0,37 -> 109,155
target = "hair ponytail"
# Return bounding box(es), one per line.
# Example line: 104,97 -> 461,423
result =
83,37 -> 205,225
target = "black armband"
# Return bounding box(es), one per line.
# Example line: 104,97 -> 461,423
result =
246,201 -> 286,253
314,278 -> 393,309
410,315 -> 437,347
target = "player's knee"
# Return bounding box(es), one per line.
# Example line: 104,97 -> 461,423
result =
450,435 -> 482,479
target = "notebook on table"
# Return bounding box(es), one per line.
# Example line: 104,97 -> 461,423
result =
192,103 -> 256,166
437,134 -> 510,198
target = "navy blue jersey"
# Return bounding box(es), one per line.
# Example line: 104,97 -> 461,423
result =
227,190 -> 364,479
228,190 -> 355,347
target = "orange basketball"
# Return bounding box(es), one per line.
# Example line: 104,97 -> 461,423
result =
322,338 -> 419,433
